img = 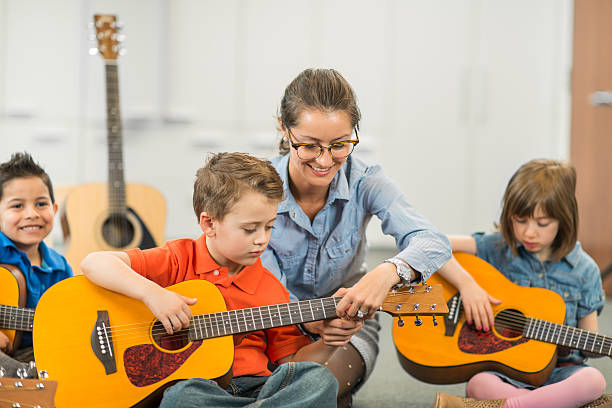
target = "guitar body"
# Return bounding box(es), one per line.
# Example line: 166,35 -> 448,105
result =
0,264 -> 27,352
62,183 -> 166,275
33,277 -> 233,408
393,252 -> 565,387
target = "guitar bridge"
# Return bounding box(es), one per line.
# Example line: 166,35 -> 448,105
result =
90,310 -> 117,374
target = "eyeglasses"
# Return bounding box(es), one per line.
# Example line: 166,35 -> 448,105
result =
286,127 -> 359,160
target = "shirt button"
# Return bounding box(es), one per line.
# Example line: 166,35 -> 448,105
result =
539,273 -> 543,278
564,291 -> 569,298
213,270 -> 220,276
291,212 -> 296,218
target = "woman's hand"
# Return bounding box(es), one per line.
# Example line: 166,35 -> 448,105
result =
0,331 -> 12,354
141,286 -> 197,335
459,280 -> 501,331
303,318 -> 363,347
334,263 -> 399,320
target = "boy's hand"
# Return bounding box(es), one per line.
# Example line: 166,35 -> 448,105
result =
0,331 -> 13,354
142,286 -> 197,335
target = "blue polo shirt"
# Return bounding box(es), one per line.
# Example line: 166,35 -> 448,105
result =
0,231 -> 73,347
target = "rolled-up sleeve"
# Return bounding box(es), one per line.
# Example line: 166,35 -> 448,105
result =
361,165 -> 451,280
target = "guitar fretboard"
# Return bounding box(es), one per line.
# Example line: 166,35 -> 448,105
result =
525,317 -> 612,356
105,62 -> 126,214
188,297 -> 340,341
0,304 -> 34,332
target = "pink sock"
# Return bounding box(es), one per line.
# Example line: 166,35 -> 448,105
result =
467,368 -> 606,408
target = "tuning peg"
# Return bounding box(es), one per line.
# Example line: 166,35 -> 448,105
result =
38,370 -> 49,379
414,316 -> 422,326
89,48 -> 99,56
408,286 -> 414,294
119,48 -> 127,56
397,317 -> 405,327
413,303 -> 420,311
433,315 -> 438,326
425,285 -> 432,293
16,367 -> 27,379
0,366 -> 5,377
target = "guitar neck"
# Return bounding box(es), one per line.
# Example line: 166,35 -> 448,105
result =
525,317 -> 612,357
0,304 -> 34,332
188,297 -> 339,341
105,62 -> 127,213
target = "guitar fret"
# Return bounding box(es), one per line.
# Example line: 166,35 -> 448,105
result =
277,304 -> 283,325
320,299 -> 326,319
250,308 -> 257,331
574,329 -> 582,348
308,300 -> 315,321
257,307 -> 264,330
239,309 -> 247,333
229,310 -> 236,334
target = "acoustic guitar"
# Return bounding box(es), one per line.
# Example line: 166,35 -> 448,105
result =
62,14 -> 166,275
0,265 -> 33,352
0,377 -> 57,408
33,276 -> 447,407
393,252 -> 612,387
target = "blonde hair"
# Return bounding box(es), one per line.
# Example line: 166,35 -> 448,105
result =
193,152 -> 283,220
500,159 -> 578,262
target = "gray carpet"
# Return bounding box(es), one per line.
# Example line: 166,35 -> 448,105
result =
353,249 -> 612,408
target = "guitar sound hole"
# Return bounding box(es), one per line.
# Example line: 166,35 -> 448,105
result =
102,213 -> 135,248
151,321 -> 190,351
494,309 -> 525,339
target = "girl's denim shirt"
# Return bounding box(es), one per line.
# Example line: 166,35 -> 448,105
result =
261,154 -> 451,301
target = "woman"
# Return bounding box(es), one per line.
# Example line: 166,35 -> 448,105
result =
261,68 -> 451,406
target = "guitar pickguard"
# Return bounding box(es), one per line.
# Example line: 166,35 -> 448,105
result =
123,341 -> 203,387
458,323 -> 528,355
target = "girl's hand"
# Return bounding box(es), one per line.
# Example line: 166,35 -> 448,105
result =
142,286 -> 197,334
334,263 -> 399,320
303,318 -> 363,347
459,281 -> 501,331
0,331 -> 12,354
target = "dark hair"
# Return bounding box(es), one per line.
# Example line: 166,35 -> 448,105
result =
193,152 -> 284,220
0,152 -> 55,203
278,68 -> 361,155
500,159 -> 578,262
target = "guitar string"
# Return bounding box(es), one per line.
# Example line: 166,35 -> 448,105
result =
489,310 -> 612,353
89,291 -> 436,342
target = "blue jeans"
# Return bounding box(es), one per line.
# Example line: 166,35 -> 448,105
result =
159,362 -> 338,408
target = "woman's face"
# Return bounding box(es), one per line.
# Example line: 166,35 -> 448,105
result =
285,109 -> 354,192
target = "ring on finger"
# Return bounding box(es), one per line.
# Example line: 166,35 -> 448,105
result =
356,310 -> 366,319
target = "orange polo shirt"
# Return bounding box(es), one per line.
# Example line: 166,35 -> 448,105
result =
126,235 -> 310,377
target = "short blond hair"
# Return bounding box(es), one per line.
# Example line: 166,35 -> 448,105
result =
193,152 -> 283,220
500,159 -> 578,262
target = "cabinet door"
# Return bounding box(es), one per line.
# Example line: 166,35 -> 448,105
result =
570,0 -> 612,281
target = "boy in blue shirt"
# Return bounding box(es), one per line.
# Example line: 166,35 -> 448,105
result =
0,152 -> 72,377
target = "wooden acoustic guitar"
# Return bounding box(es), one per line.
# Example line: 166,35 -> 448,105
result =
62,14 -> 166,275
32,276 -> 447,407
0,265 -> 33,352
0,377 -> 57,408
393,252 -> 612,387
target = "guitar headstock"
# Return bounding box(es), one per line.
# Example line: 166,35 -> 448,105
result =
93,14 -> 122,61
0,377 -> 57,408
381,284 -> 448,326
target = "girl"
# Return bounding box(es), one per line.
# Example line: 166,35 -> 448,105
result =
434,159 -> 610,408
261,68 -> 451,407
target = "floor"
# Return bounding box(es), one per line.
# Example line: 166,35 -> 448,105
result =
353,249 -> 612,408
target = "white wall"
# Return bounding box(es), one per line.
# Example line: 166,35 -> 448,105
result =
0,0 -> 574,249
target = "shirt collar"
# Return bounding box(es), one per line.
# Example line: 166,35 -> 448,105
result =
276,154 -> 351,214
193,235 -> 263,295
0,232 -> 63,274
517,240 -> 580,267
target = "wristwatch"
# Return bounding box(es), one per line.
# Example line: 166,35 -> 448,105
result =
384,258 -> 414,285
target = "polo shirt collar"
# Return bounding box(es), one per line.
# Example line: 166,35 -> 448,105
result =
194,235 -> 263,295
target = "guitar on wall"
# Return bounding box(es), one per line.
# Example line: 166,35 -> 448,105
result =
393,252 -> 612,387
61,14 -> 166,275
0,377 -> 57,408
0,264 -> 34,352
32,276 -> 448,407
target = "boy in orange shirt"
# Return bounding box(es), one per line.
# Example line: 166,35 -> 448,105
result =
81,152 -> 352,408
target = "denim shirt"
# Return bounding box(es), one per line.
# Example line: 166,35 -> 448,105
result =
0,231 -> 73,347
261,154 -> 451,301
474,232 -> 606,364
